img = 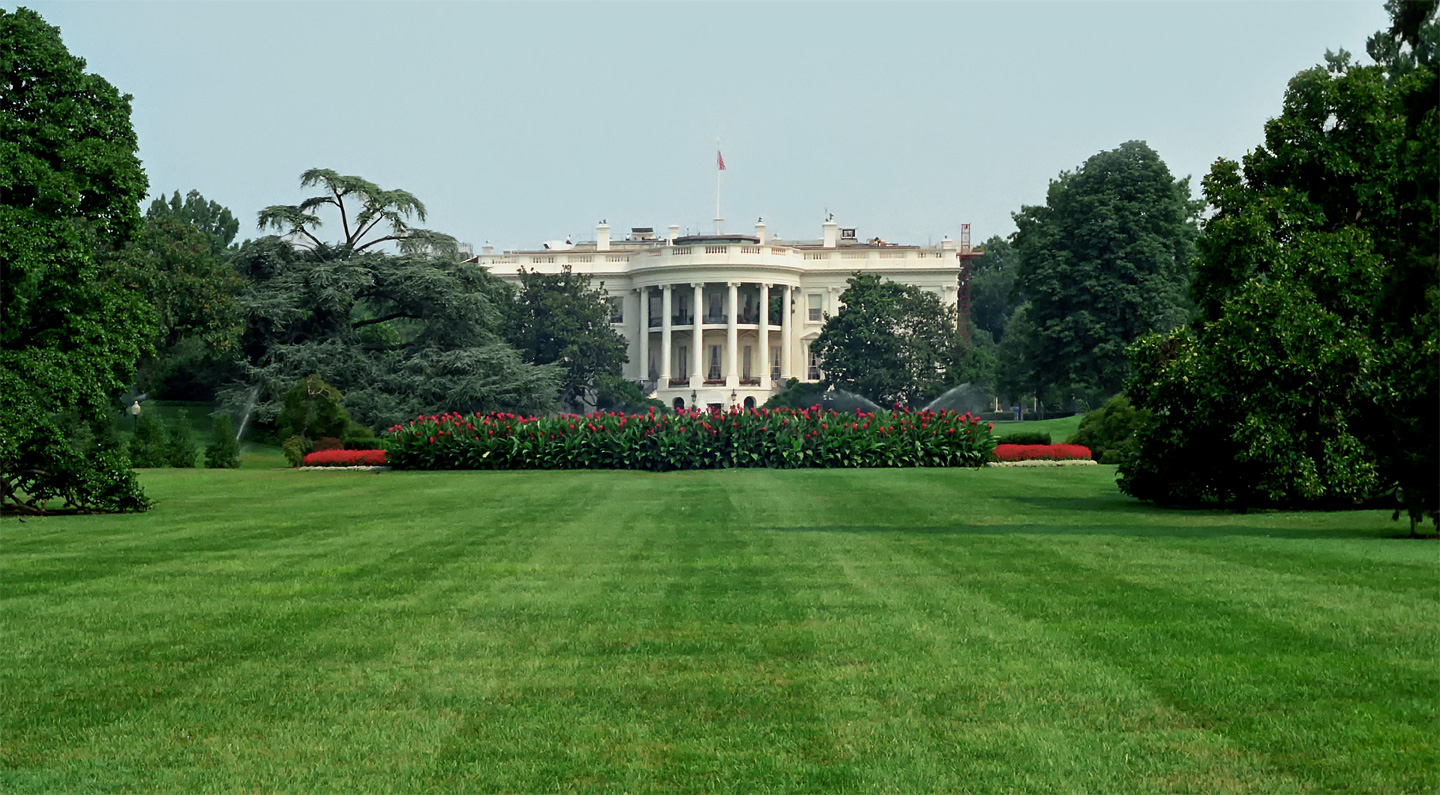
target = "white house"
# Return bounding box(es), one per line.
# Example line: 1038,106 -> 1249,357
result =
473,218 -> 976,411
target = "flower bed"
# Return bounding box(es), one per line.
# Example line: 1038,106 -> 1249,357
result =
385,406 -> 996,471
993,443 -> 1092,462
302,449 -> 388,467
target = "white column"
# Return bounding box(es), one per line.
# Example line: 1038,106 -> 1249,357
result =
660,285 -> 672,382
759,283 -> 770,389
781,284 -> 793,380
691,282 -> 704,386
725,282 -> 739,387
637,286 -> 649,384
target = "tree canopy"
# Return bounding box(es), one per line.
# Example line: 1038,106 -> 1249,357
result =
147,189 -> 240,256
968,235 -> 1023,344
814,273 -> 986,408
231,172 -> 561,431
257,169 -> 456,258
1012,141 -> 1200,400
504,267 -> 630,411
1,8 -> 153,512
1120,1 -> 1438,528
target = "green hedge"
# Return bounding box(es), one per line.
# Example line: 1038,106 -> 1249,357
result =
386,406 -> 997,471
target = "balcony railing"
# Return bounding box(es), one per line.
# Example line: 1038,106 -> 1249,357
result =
648,316 -> 661,328
668,377 -> 688,387
672,314 -> 694,325
737,312 -> 759,324
702,313 -> 728,324
740,377 -> 761,386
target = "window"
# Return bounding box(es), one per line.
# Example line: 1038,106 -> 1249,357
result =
676,345 -> 688,378
708,293 -> 723,322
649,294 -> 662,326
708,345 -> 722,380
608,297 -> 623,324
771,347 -> 781,380
675,293 -> 689,324
808,346 -> 822,381
807,293 -> 823,322
742,346 -> 753,380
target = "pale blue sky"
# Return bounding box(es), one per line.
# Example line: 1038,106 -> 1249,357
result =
19,1 -> 1389,251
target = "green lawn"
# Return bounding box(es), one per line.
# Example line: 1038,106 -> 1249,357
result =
3,465 -> 1435,792
991,414 -> 1084,441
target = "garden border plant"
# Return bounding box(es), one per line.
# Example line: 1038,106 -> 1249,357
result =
384,406 -> 996,471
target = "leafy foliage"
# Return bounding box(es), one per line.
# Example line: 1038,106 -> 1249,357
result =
814,274 -> 986,408
762,379 -> 830,410
257,169 -> 456,257
1069,394 -> 1151,465
163,410 -> 199,468
1121,6 -> 1438,527
386,407 -> 996,471
0,8 -> 152,513
147,189 -> 239,255
276,375 -> 358,442
969,235 -> 1024,343
127,413 -> 168,468
204,414 -> 241,469
230,187 -> 562,431
504,267 -> 630,411
1012,141 -> 1201,398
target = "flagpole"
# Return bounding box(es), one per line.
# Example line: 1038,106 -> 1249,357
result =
715,139 -> 723,235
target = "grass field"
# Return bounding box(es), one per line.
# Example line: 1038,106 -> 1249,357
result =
3,464 -> 1436,792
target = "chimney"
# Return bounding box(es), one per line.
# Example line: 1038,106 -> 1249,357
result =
596,221 -> 610,252
668,224 -> 680,244
940,235 -> 956,251
755,218 -> 768,244
823,217 -> 838,248
483,242 -> 494,256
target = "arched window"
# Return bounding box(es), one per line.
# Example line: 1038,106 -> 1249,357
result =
673,397 -> 686,411
743,396 -> 756,410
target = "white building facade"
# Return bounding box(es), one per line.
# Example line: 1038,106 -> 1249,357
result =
474,218 -> 971,411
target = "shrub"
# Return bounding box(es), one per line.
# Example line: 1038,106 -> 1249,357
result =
277,375 -> 361,442
281,435 -> 310,468
994,443 -> 1092,462
128,413 -> 169,468
164,410 -> 199,467
343,436 -> 381,450
303,449 -> 387,467
762,379 -> 830,410
1000,431 -> 1051,445
385,406 -> 996,471
204,414 -> 241,469
313,436 -> 345,452
1069,394 -> 1151,465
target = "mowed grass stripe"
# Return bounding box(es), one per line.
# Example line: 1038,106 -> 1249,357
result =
895,532 -> 1433,792
2,472 -> 593,791
2,466 -> 1435,793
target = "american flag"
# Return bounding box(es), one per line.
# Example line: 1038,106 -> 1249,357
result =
717,150 -> 726,171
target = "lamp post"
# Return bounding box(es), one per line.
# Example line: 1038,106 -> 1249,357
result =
129,400 -> 142,433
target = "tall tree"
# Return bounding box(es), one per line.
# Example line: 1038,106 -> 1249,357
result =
231,171 -> 561,430
1012,141 -> 1200,399
257,169 -> 456,257
1120,1 -> 1438,528
1,8 -> 153,512
104,204 -> 247,400
504,267 -> 630,411
814,273 -> 984,408
147,189 -> 240,255
968,235 -> 1023,344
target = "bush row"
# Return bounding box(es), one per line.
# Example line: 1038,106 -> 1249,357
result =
385,406 -> 997,471
302,449 -> 387,467
994,443 -> 1093,462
